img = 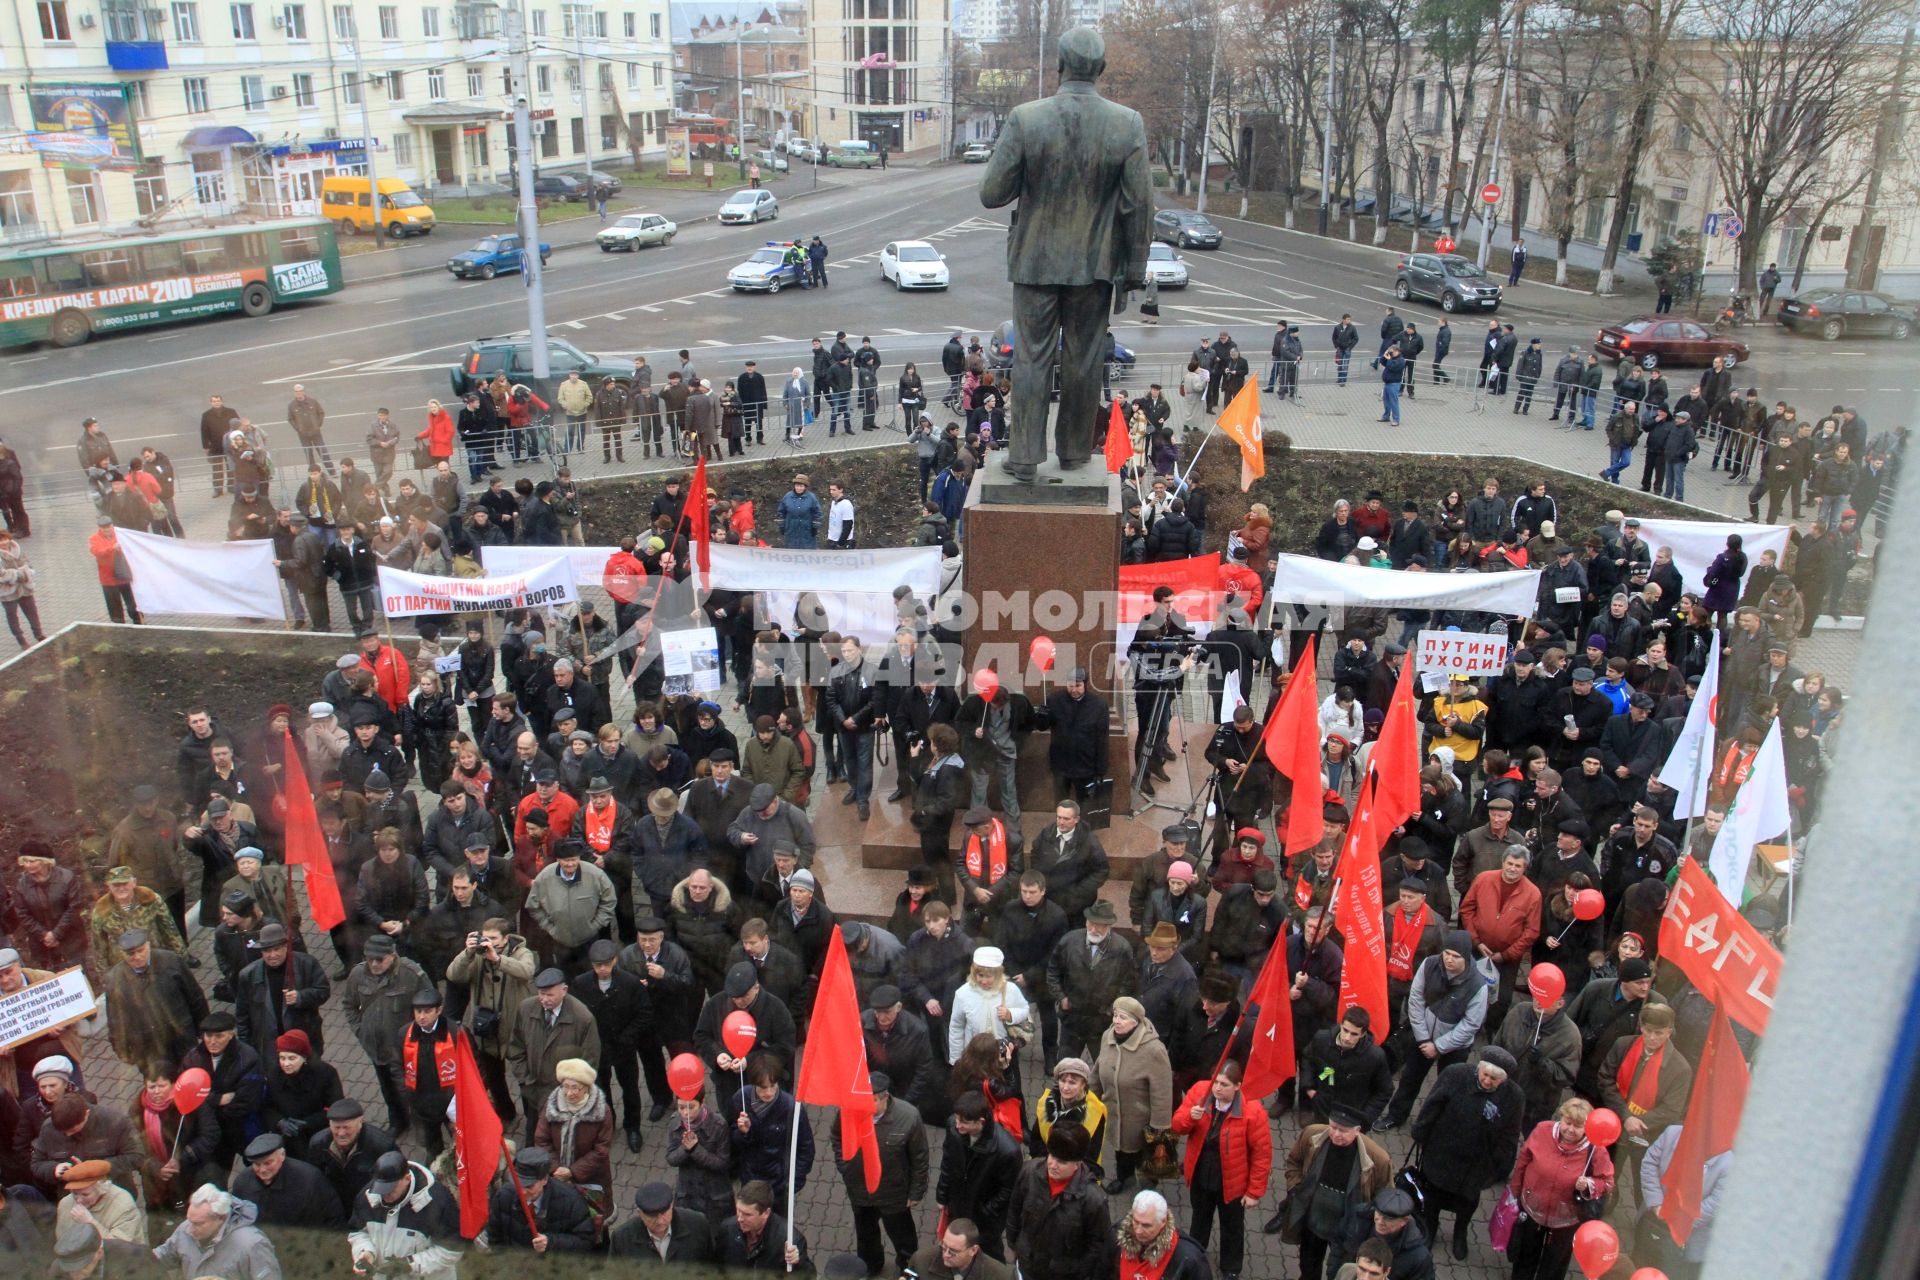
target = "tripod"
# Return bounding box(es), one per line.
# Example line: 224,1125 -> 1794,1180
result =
1130,670 -> 1205,820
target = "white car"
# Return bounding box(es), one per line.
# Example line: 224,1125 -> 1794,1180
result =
728,243 -> 807,292
1146,241 -> 1189,288
786,138 -> 820,163
596,212 -> 677,251
880,240 -> 950,290
962,141 -> 993,162
719,189 -> 779,224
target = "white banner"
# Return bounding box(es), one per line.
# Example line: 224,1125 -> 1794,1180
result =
1657,631 -> 1721,817
1270,554 -> 1541,616
0,968 -> 96,1052
1625,517 -> 1791,600
377,558 -> 578,617
1416,629 -> 1511,676
707,543 -> 942,598
763,589 -> 907,648
482,545 -> 622,590
1707,719 -> 1791,892
117,529 -> 285,621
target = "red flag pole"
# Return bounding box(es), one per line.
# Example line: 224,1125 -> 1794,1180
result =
501,1154 -> 541,1243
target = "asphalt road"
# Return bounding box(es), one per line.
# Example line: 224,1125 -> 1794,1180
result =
6,162 -> 1916,496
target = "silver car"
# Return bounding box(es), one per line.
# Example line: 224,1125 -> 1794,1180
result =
1146,242 -> 1188,288
719,189 -> 778,224
596,212 -> 677,251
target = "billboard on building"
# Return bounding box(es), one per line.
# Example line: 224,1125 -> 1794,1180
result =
666,125 -> 691,176
28,83 -> 141,170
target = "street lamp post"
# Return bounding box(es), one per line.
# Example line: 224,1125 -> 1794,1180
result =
735,22 -> 748,180
348,23 -> 384,235
1476,3 -> 1521,271
1319,21 -> 1333,236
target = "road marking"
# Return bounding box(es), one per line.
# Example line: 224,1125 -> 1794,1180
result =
9,356 -> 48,365
698,339 -> 729,347
762,334 -> 796,342
671,298 -> 698,305
637,304 -> 664,313
604,312 -> 626,322
147,333 -> 185,342
883,327 -> 918,335
561,321 -> 588,330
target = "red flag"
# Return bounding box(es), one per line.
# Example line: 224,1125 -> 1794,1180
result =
1232,933 -> 1297,1099
1658,1002 -> 1750,1246
1367,656 -> 1422,825
1260,637 -> 1324,855
795,927 -> 880,1192
1103,396 -> 1131,474
280,729 -> 345,931
687,454 -> 712,576
1332,773 -> 1390,1041
1658,858 -> 1782,1034
451,1031 -> 504,1238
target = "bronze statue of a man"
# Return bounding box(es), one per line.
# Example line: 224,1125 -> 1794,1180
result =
979,26 -> 1152,483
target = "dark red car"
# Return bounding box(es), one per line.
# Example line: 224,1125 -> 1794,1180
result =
1594,316 -> 1749,368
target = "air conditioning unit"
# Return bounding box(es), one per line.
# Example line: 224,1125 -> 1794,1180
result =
271,12 -> 285,26
273,83 -> 289,96
323,126 -> 340,139
77,12 -> 97,27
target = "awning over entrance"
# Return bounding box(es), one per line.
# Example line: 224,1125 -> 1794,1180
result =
182,125 -> 256,147
402,102 -> 501,124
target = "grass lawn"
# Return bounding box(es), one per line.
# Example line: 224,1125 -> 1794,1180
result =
432,196 -> 562,225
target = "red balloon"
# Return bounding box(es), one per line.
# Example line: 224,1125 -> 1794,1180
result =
1527,962 -> 1566,1007
1572,888 -> 1606,921
173,1067 -> 212,1115
722,1010 -> 759,1059
667,1053 -> 707,1100
1630,1269 -> 1670,1280
1585,1106 -> 1623,1147
1029,635 -> 1057,672
972,668 -> 1001,701
1571,1220 -> 1620,1279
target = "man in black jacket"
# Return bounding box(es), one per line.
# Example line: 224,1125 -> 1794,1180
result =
610,1181 -> 717,1263
1513,338 -> 1544,413
323,525 -> 377,631
937,1091 -> 1023,1259
826,635 -> 878,820
232,1133 -> 345,1228
1397,323 -> 1424,400
1331,314 -> 1360,386
571,938 -> 650,1152
738,360 -> 769,444
1300,1008 -> 1395,1126
233,922 -> 331,1061
179,1011 -> 266,1172
1006,1126 -> 1110,1280
1043,667 -> 1110,802
941,332 -> 968,408
488,1147 -> 596,1251
717,1180 -> 811,1271
1540,667 -> 1614,770
308,1098 -> 397,1210
1492,324 -> 1518,395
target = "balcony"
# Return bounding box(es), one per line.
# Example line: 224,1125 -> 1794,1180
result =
103,2 -> 169,67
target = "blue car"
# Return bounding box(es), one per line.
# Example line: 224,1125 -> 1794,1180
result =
447,233 -> 552,280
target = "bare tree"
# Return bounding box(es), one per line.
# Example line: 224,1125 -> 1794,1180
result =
1234,0 -> 1332,222
1413,0 -> 1500,223
1345,0 -> 1419,244
1669,0 -> 1902,292
1512,6 -> 1620,283
1587,0 -> 1684,294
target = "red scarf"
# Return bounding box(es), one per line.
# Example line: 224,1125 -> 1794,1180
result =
1120,1229 -> 1182,1280
1714,742 -> 1757,791
141,1088 -> 173,1161
1614,1035 -> 1665,1117
1387,903 -> 1432,982
582,800 -> 616,852
964,820 -> 1008,885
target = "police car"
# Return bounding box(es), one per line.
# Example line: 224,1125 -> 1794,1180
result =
728,241 -> 808,292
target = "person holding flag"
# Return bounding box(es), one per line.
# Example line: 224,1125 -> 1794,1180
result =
347,1149 -> 462,1280
1374,931 -> 1488,1132
484,1147 -> 594,1253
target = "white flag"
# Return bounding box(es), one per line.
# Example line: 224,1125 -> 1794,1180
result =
1656,630 -> 1721,817
1706,720 -> 1791,894
1220,669 -> 1244,724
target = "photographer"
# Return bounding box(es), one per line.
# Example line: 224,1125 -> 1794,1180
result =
1127,586 -> 1198,800
446,917 -> 535,1123
1204,705 -> 1271,870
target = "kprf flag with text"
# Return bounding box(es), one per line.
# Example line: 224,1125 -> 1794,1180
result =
1115,554 -> 1221,656
1659,856 -> 1782,1034
795,927 -> 880,1192
1332,773 -> 1390,1042
1230,933 -> 1296,1098
1104,396 -> 1131,473
1260,637 -> 1324,855
452,1031 -> 504,1238
1658,1002 -> 1750,1248
279,730 -> 345,931
1215,381 -> 1265,491
1706,719 -> 1790,893
1656,631 -> 1721,817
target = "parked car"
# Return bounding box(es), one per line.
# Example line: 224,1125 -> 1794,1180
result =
446,234 -> 551,280
566,168 -> 624,192
596,212 -> 677,251
719,189 -> 779,224
1394,253 -> 1503,312
1145,241 -> 1189,288
449,336 -> 627,397
1152,209 -> 1223,248
1594,316 -> 1750,367
531,174 -> 590,201
1775,288 -> 1917,341
728,243 -> 807,292
823,147 -> 881,169
961,141 -> 993,162
753,148 -> 790,174
879,240 -> 950,290
786,138 -> 820,163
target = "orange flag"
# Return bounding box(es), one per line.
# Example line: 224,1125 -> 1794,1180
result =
1260,637 -> 1324,855
1215,380 -> 1265,491
1332,772 -> 1391,1041
1368,656 -> 1422,825
451,1031 -> 504,1238
1658,1002 -> 1750,1246
1229,931 -> 1296,1099
795,926 -> 881,1192
280,729 -> 345,931
1103,396 -> 1131,474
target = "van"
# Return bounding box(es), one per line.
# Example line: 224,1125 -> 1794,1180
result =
319,175 -> 436,237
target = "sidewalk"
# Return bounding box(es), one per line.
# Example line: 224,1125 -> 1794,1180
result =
340,171 -> 847,284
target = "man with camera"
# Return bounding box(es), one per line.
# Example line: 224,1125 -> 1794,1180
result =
446,917 -> 536,1122
1127,586 -> 1198,799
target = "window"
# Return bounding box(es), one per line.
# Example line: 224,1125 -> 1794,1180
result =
428,67 -> 445,98
231,2 -> 256,39
1672,121 -> 1692,152
530,7 -> 546,33
562,5 -> 575,35
183,76 -> 212,113
393,134 -> 413,165
420,4 -> 438,34
171,0 -> 200,37
280,224 -> 321,260
626,60 -> 637,87
282,2 -> 306,36
126,80 -> 150,117
293,71 -> 315,106
623,11 -> 632,35
183,236 -> 233,270
566,63 -> 579,91
600,115 -> 616,148
536,64 -> 552,93
342,71 -> 362,105
595,11 -> 606,35
649,11 -> 659,37
134,160 -> 169,216
0,172 -> 39,235
240,74 -> 266,109
652,61 -> 662,86
501,67 -> 512,94
1583,198 -> 1608,244
378,4 -> 396,35
37,0 -> 71,40
332,2 -> 353,37
192,153 -> 229,205
66,172 -> 101,225
387,69 -> 406,98
539,121 -> 558,156
0,88 -> 11,131
570,116 -> 585,152
467,66 -> 484,95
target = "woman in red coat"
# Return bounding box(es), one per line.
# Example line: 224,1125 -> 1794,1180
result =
1507,1097 -> 1615,1280
1170,1061 -> 1272,1279
418,400 -> 456,464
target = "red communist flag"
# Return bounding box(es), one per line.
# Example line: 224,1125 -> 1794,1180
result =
452,1030 -> 504,1238
1260,636 -> 1324,855
1332,772 -> 1391,1041
1104,396 -> 1132,474
280,729 -> 345,931
1231,932 -> 1297,1100
687,454 -> 712,576
796,927 -> 881,1192
1658,1002 -> 1751,1246
1368,655 -> 1422,826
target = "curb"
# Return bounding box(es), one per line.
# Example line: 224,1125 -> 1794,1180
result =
342,181 -> 844,286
